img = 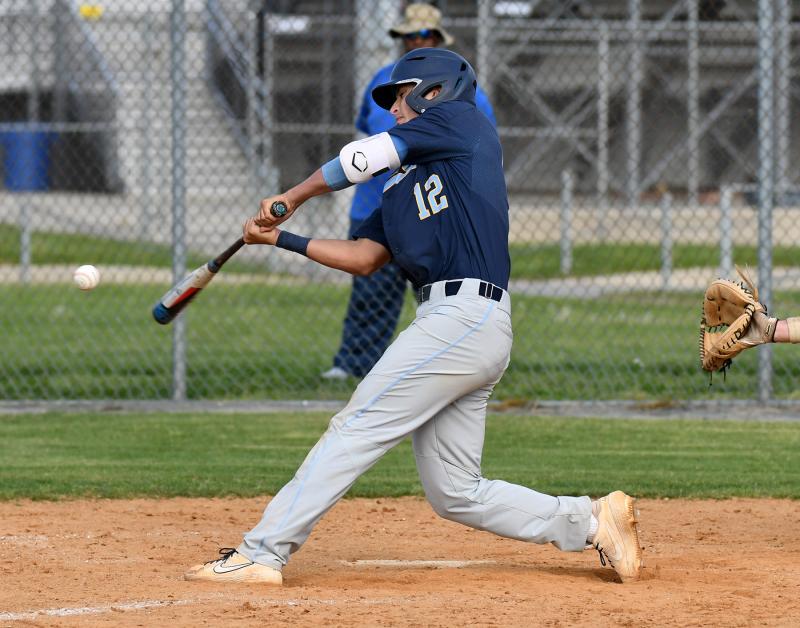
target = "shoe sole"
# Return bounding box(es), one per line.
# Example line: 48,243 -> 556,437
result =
184,566 -> 283,585
610,492 -> 643,582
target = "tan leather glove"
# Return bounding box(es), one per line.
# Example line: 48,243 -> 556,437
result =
700,267 -> 774,373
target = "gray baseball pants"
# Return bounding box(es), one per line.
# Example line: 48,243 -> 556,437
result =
238,278 -> 592,570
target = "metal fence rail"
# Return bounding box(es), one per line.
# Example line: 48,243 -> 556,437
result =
1,0 -> 799,404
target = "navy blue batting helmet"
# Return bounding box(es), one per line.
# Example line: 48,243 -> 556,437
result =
372,48 -> 477,113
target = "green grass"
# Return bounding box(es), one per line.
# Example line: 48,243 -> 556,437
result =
3,283 -> 800,401
509,242 -> 800,279
0,224 -> 261,273
1,412 -> 798,500
5,223 -> 800,280
502,290 -> 800,401
3,223 -> 800,401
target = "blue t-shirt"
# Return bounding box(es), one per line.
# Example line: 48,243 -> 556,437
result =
350,63 -> 497,222
353,100 -> 510,290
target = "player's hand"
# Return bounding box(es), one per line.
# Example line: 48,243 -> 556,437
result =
255,194 -> 295,229
243,217 -> 280,246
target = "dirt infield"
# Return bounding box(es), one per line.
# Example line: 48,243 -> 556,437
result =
2,497 -> 799,627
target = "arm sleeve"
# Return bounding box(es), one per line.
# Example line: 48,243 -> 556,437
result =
391,135 -> 408,161
352,204 -> 390,251
322,157 -> 350,191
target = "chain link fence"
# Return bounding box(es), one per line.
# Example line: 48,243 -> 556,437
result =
1,0 -> 799,404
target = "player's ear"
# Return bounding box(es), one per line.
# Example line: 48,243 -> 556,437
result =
424,86 -> 442,100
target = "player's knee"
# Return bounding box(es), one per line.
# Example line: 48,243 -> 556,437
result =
420,472 -> 483,525
427,494 -> 473,523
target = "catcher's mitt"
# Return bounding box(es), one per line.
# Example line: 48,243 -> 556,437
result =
699,266 -> 776,374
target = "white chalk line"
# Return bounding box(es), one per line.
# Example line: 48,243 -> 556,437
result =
340,559 -> 496,568
0,593 -> 440,622
0,594 -> 330,622
0,560 -> 492,621
0,598 -> 199,622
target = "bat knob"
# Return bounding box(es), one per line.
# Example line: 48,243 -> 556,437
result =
152,303 -> 174,325
270,201 -> 288,218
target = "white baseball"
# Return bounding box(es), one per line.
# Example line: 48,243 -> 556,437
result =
73,265 -> 100,290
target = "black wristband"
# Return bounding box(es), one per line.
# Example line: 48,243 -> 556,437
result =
276,230 -> 311,257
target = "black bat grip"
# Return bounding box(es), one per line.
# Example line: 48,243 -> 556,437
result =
270,201 -> 288,218
209,237 -> 245,271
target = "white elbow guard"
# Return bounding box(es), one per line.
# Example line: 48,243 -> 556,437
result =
340,132 -> 401,184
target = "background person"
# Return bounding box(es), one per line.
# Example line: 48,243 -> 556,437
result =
322,2 -> 497,380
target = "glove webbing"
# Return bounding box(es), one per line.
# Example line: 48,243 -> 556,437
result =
702,303 -> 756,383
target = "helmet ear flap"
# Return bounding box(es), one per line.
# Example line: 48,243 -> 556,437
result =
405,78 -> 446,113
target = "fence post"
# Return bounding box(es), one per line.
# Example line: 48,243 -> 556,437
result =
476,0 -> 494,105
139,10 -> 154,240
660,192 -> 672,287
170,0 -> 188,401
560,170 -> 573,275
596,22 -> 610,241
246,5 -> 260,201
775,0 -> 791,197
687,0 -> 700,207
626,0 -> 642,207
719,185 -> 734,278
260,10 -> 278,193
757,0 -> 776,402
28,0 -> 41,123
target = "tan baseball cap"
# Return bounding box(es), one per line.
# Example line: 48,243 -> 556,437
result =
389,3 -> 455,46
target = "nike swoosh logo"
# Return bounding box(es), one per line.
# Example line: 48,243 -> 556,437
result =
212,559 -> 254,574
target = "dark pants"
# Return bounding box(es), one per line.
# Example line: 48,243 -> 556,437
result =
332,220 -> 408,377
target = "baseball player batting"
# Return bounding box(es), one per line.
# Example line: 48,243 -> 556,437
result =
185,48 -> 643,585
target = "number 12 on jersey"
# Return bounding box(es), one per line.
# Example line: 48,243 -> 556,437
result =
413,174 -> 449,220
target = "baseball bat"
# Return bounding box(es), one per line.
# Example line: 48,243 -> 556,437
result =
152,201 -> 287,325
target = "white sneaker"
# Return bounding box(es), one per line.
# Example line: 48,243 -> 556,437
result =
184,548 -> 283,584
321,366 -> 350,380
591,491 -> 643,582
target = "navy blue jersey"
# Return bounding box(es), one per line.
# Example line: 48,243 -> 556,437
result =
353,100 -> 510,290
349,63 -> 497,222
